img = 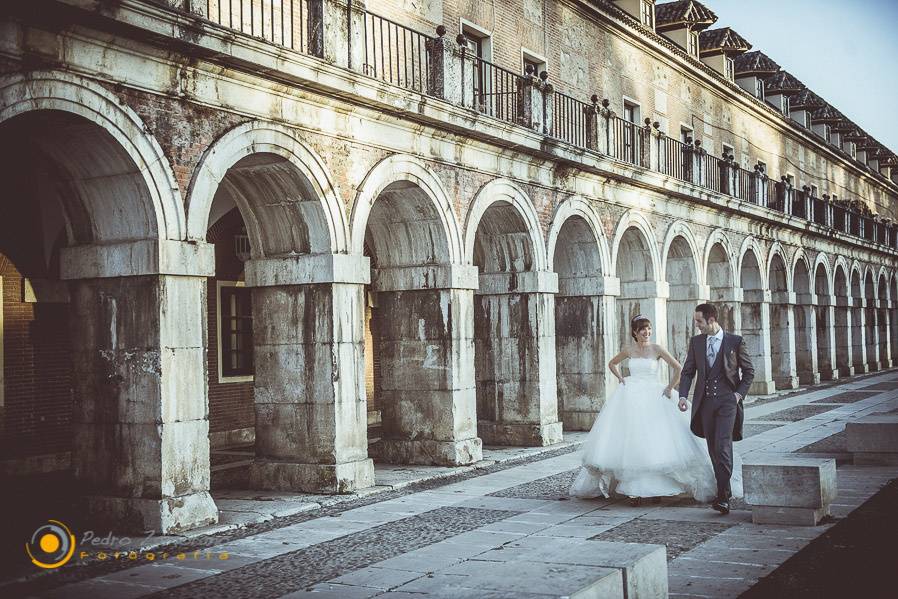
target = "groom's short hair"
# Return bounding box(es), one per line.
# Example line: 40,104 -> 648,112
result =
695,303 -> 718,322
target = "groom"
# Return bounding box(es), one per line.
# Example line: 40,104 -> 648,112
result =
677,303 -> 754,515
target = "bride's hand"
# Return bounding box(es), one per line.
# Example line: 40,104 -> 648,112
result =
617,376 -> 625,386
662,386 -> 672,398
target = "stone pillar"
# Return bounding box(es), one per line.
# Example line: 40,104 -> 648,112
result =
741,289 -> 776,395
667,283 -> 709,366
584,96 -> 600,152
754,168 -> 769,207
641,120 -> 662,171
599,99 -> 615,156
683,140 -> 706,187
426,26 -> 463,104
370,264 -> 482,465
795,292 -> 820,385
879,299 -> 892,368
770,291 -> 799,389
475,271 -> 563,446
815,295 -> 839,381
711,286 -> 742,334
309,0 -> 366,70
850,295 -> 869,374
721,157 -> 737,196
60,240 -> 219,534
518,70 -> 550,134
555,275 -> 619,431
868,300 -> 883,372
835,292 -> 855,376
243,255 -> 375,493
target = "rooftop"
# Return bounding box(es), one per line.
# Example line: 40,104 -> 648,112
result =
699,27 -> 751,56
655,0 -> 718,31
734,50 -> 780,76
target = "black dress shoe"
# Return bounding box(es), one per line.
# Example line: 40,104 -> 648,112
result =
712,499 -> 730,515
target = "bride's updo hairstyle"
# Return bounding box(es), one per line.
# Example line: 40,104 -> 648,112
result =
631,314 -> 651,342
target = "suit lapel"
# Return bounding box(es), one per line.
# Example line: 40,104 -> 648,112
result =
699,334 -> 708,373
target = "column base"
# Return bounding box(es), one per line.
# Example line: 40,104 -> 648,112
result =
853,363 -> 870,374
751,505 -> 829,526
867,361 -> 882,372
748,379 -> 777,395
840,365 -> 855,376
817,368 -> 838,382
797,371 -> 821,385
477,421 -> 564,447
371,437 -> 483,466
250,458 -> 375,494
773,375 -> 799,390
82,491 -> 219,534
561,410 -> 600,431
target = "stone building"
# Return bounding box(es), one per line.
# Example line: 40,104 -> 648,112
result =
1,0 -> 896,534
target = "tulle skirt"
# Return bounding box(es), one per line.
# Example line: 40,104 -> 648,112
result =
569,375 -> 743,502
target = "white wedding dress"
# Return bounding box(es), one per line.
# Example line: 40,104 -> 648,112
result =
569,357 -> 743,501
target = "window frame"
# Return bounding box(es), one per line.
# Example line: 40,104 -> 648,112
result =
216,280 -> 254,383
725,57 -> 735,81
640,0 -> 654,28
521,48 -> 547,77
622,98 -> 641,163
460,19 -> 493,112
755,79 -> 765,101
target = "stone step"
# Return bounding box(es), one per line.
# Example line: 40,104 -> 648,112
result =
743,457 -> 837,526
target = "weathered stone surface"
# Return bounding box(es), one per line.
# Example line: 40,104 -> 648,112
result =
846,415 -> 898,455
251,458 -> 375,493
743,458 -> 837,525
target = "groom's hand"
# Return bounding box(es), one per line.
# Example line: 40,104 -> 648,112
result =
677,398 -> 688,412
734,392 -> 743,402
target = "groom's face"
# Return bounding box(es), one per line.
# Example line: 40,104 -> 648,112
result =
694,312 -> 711,335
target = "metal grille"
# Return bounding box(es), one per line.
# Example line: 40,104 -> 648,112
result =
206,0 -> 308,52
363,11 -> 430,93
552,90 -> 589,147
464,55 -> 521,124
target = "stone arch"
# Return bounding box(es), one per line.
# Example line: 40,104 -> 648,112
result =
877,268 -> 891,368
0,70 -> 183,243
353,155 -> 478,467
546,196 -> 611,276
738,236 -> 767,291
832,260 -> 852,376
849,262 -> 867,373
813,253 -> 834,298
767,246 -> 796,389
465,178 -> 547,272
612,211 -> 664,355
467,179 -> 560,446
766,243 -> 791,293
547,197 -> 610,430
864,265 -> 879,370
662,222 -> 702,363
704,229 -> 738,332
187,120 -> 347,255
791,250 -> 816,384
738,238 -> 773,394
352,153 -> 463,266
611,210 -> 661,281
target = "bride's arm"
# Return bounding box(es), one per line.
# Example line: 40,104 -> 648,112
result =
608,350 -> 629,386
656,345 -> 682,397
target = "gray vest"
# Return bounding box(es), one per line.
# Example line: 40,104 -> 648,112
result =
704,338 -> 729,398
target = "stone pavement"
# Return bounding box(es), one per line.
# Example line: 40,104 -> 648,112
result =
7,371 -> 898,598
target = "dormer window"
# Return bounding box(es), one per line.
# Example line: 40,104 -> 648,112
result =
755,79 -> 764,100
783,96 -> 790,115
688,30 -> 699,56
641,0 -> 655,28
725,58 -> 734,80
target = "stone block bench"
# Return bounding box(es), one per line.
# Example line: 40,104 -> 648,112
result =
441,536 -> 668,599
743,457 -> 837,526
846,414 -> 898,465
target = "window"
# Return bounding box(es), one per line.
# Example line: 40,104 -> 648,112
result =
757,160 -> 767,174
755,79 -> 764,101
687,30 -> 699,56
785,173 -> 795,187
460,21 -> 492,112
217,281 -> 254,381
623,100 -> 640,162
725,58 -> 735,81
640,0 -> 654,28
521,49 -> 547,77
722,143 -> 735,160
680,124 -> 693,144
782,96 -> 790,115
804,113 -> 811,128
810,184 -> 819,198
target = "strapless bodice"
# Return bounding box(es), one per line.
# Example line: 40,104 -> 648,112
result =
628,357 -> 659,378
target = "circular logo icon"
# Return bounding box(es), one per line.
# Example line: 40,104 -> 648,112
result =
25,520 -> 75,569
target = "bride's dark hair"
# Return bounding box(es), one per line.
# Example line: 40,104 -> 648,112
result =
631,315 -> 651,342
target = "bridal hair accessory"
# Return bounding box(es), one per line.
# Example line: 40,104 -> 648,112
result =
631,314 -> 648,323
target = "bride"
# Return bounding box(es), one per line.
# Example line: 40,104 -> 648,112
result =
569,314 -> 742,504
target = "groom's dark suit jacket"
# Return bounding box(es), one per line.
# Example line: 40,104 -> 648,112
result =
677,332 -> 755,441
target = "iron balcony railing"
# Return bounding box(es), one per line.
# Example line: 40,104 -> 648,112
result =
200,5 -> 896,252
363,12 -> 430,93
552,90 -> 589,148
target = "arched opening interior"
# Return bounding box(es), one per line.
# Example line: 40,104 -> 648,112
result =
665,236 -> 699,365
877,274 -> 889,367
850,269 -> 867,372
740,249 -> 770,393
891,276 -> 898,369
0,109 -> 164,538
793,259 -> 816,384
364,181 -> 479,464
814,262 -> 835,380
865,271 -> 879,371
553,216 -> 605,430
833,265 -> 851,374
202,149 -> 361,494
707,242 -> 738,332
616,227 -> 658,377
473,200 -> 559,446
768,253 -> 797,389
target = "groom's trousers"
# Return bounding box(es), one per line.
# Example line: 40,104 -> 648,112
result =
700,391 -> 737,500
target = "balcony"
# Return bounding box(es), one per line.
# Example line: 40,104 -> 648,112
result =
154,1 -> 898,251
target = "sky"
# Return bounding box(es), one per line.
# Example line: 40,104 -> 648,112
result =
703,0 -> 898,153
